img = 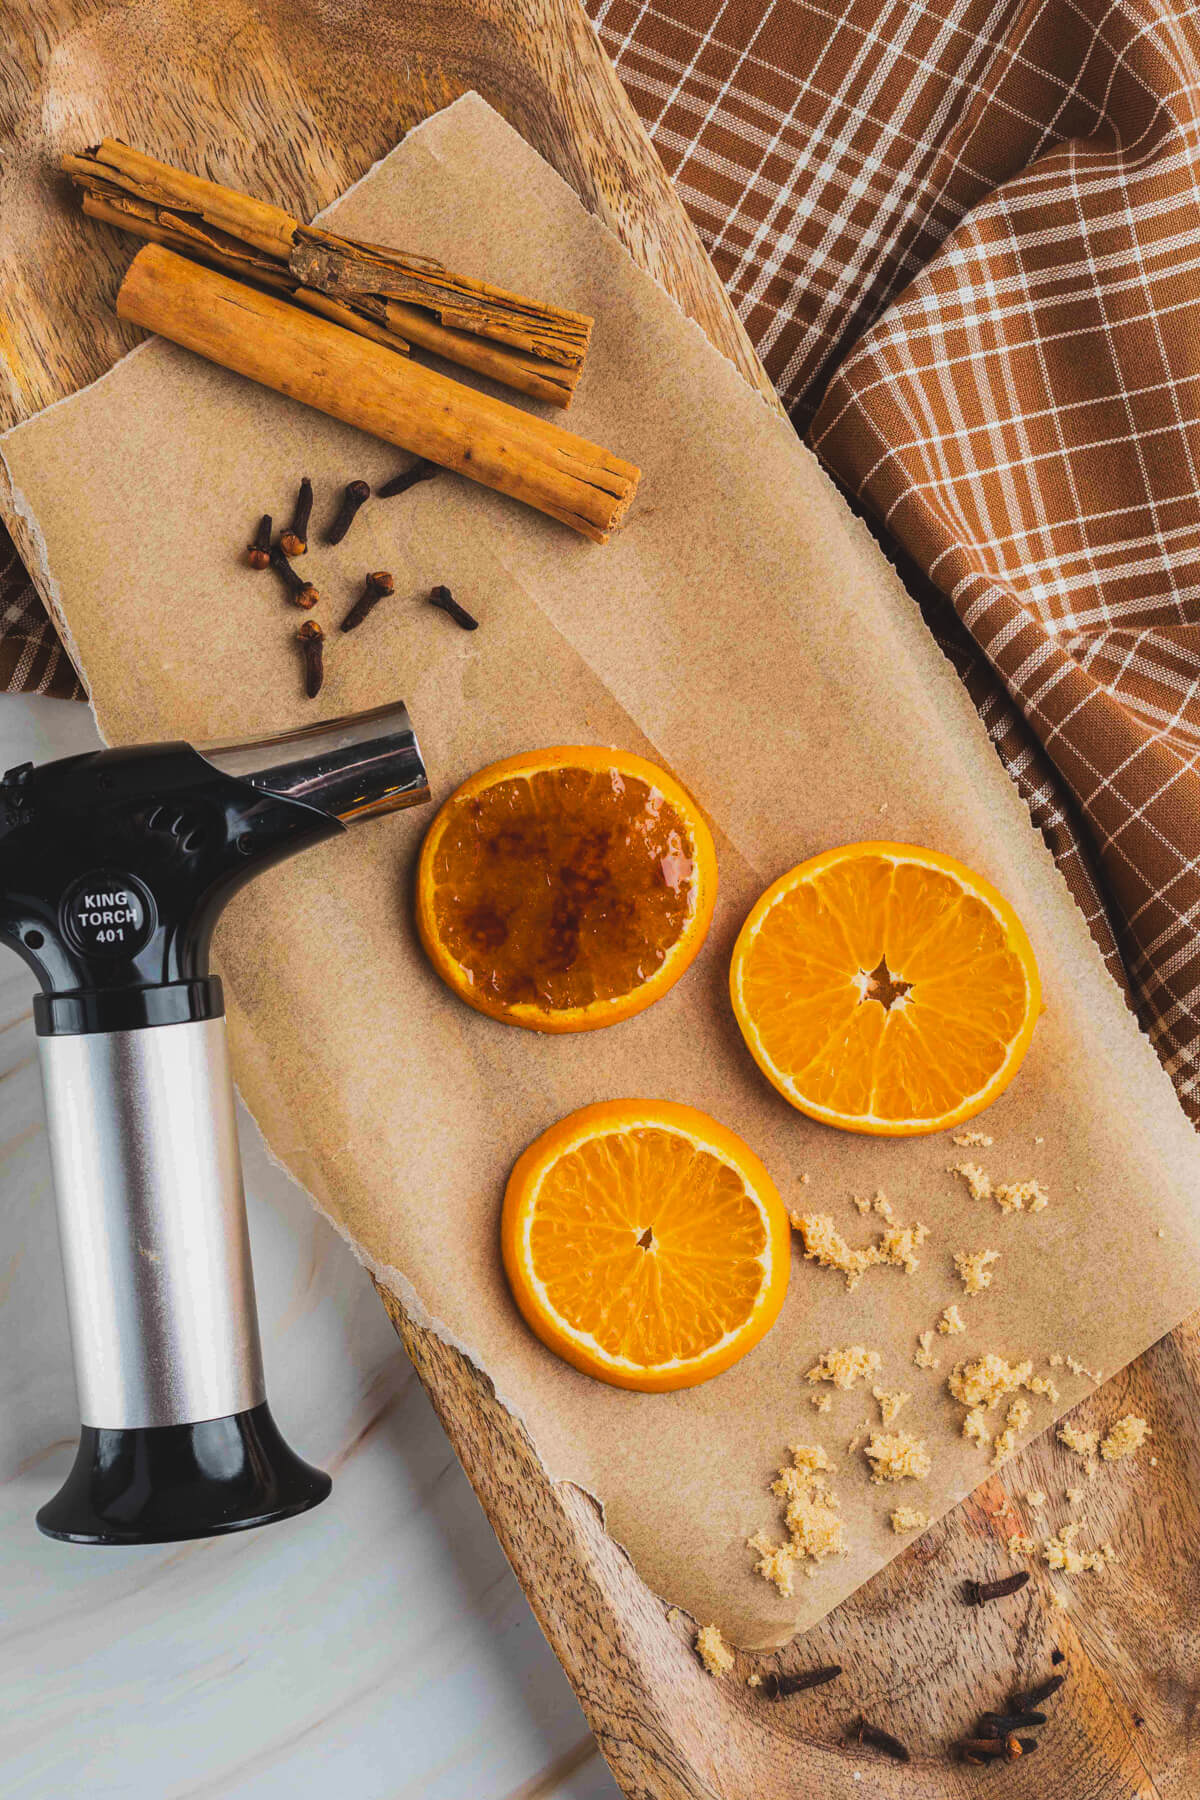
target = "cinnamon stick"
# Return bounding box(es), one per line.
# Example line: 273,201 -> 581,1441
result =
64,142 -> 590,406
116,245 -> 637,542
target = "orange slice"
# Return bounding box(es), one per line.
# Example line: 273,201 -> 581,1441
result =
730,842 -> 1041,1136
417,747 -> 717,1032
502,1100 -> 790,1391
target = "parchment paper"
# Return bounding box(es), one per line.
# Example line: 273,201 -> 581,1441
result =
4,94 -> 1200,1647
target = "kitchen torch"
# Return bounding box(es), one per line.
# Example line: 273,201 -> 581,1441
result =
0,701 -> 429,1544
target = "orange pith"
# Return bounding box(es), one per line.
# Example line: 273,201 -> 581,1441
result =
417,748 -> 717,1031
502,1100 -> 790,1390
730,842 -> 1041,1136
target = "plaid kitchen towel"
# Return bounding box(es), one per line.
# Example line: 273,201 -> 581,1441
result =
6,0 -> 1200,1115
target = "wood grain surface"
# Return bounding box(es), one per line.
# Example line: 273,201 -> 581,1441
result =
2,5 -> 1196,1795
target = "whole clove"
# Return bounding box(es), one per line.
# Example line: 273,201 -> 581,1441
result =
247,513 -> 272,569
758,1665 -> 842,1700
280,476 -> 313,556
963,1570 -> 1029,1606
958,1734 -> 1024,1763
854,1719 -> 910,1763
269,543 -> 319,608
1011,1672 -> 1065,1711
428,584 -> 478,631
325,478 -> 371,544
341,570 -> 395,634
978,1710 -> 1047,1735
377,460 -> 437,498
298,619 -> 324,697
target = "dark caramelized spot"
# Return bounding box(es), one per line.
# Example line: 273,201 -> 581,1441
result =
433,766 -> 696,1010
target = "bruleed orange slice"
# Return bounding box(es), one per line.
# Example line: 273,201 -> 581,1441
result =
417,747 -> 717,1032
730,842 -> 1041,1136
502,1100 -> 790,1390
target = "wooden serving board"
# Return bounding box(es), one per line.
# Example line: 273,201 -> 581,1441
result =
3,4 -> 1197,1793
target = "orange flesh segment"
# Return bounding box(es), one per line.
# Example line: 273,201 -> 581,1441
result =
527,1127 -> 768,1365
431,766 -> 695,1011
737,850 -> 1037,1130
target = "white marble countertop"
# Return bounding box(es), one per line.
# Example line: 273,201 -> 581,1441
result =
0,695 -> 620,1800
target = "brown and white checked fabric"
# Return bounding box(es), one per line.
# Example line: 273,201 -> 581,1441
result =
583,0 -> 1200,1118
7,0 -> 1200,1112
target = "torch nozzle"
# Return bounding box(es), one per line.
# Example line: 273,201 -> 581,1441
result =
199,700 -> 428,824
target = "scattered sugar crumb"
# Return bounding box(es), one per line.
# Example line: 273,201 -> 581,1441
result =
1065,1354 -> 1102,1382
1150,1455 -> 1158,1468
1050,1586 -> 1068,1609
852,1194 -> 872,1215
798,1173 -> 810,1185
847,1419 -> 871,1455
1066,1486 -> 1084,1505
951,1162 -> 993,1205
955,1248 -> 1000,1295
806,1345 -> 883,1390
953,1130 -> 993,1147
1057,1422 -> 1099,1462
993,1396 -> 1033,1467
1049,1353 -> 1064,1367
1008,1533 -> 1036,1556
810,1392 -> 833,1413
938,1304 -> 967,1336
865,1431 -> 931,1484
1034,1135 -> 1045,1145
792,1211 -> 928,1290
872,1191 -> 895,1222
750,1444 -> 846,1595
696,1624 -> 734,1677
1100,1414 -> 1150,1463
995,1177 -> 1049,1214
1027,1372 -> 1060,1404
914,1330 -> 939,1370
963,1407 -> 991,1447
951,1163 -> 1049,1213
873,1386 -> 911,1426
1025,1490 -> 1047,1508
1042,1522 -> 1117,1575
890,1506 -> 927,1534
1157,1228 -> 1165,1238
949,1353 -> 1034,1411
746,1672 -> 763,1688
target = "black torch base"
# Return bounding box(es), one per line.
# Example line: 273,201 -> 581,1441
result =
36,1402 -> 332,1545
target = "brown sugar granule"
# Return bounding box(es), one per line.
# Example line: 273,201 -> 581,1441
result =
873,1386 -> 911,1426
865,1431 -> 931,1484
938,1303 -> 967,1335
891,1505 -> 928,1533
992,1396 -> 1033,1467
750,1444 -> 846,1596
792,1211 -> 929,1290
1043,1522 -> 1117,1575
696,1624 -> 735,1677
806,1345 -> 883,1390
1058,1421 -> 1099,1463
955,1248 -> 1000,1295
949,1353 -> 1033,1411
914,1330 -> 939,1370
1100,1413 -> 1150,1462
963,1407 -> 991,1448
951,1163 -> 1049,1214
